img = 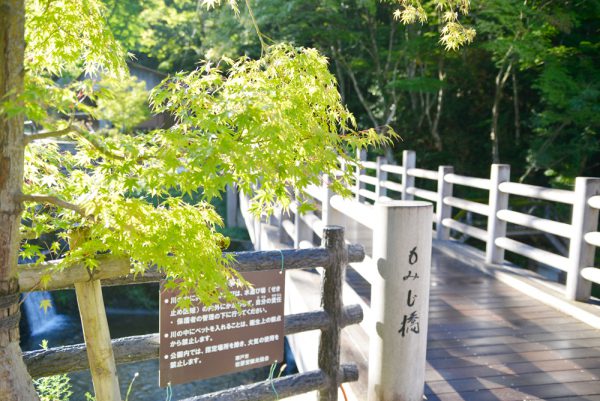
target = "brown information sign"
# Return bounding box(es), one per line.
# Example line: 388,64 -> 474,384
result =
159,270 -> 285,387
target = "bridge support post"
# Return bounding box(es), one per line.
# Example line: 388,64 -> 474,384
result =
567,177 -> 600,300
486,164 -> 510,264
368,201 -> 433,401
436,166 -> 454,240
401,150 -> 416,201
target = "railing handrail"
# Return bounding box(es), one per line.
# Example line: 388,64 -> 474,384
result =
499,181 -> 576,204
407,167 -> 438,180
282,150 -> 600,302
445,173 -> 491,190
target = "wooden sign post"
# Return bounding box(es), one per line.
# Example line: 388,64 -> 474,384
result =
159,270 -> 285,387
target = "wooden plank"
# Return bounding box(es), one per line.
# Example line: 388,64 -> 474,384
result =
427,347 -> 600,368
427,330 -> 600,350
426,357 -> 600,382
427,316 -> 580,333
428,306 -> 556,320
426,368 -> 600,395
427,322 -> 596,341
428,308 -> 565,322
426,338 -> 600,359
473,381 -> 600,399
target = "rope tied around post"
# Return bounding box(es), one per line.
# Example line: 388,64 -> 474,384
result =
0,311 -> 21,332
0,293 -> 20,310
0,278 -> 22,344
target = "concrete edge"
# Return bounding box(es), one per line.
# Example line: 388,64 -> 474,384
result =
433,239 -> 600,330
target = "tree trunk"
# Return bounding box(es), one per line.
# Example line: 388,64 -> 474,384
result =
490,60 -> 513,164
430,56 -> 445,152
0,1 -> 39,399
512,70 -> 521,145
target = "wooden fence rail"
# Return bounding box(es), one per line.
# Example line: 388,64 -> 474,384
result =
20,227 -> 364,401
24,305 -> 363,378
181,365 -> 358,401
19,246 -> 365,292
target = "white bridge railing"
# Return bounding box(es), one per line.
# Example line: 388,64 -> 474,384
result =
242,150 -> 600,303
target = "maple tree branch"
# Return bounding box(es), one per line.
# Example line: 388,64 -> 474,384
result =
20,194 -> 87,217
24,125 -> 78,144
25,123 -> 126,161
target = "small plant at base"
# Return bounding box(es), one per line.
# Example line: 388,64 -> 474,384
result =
125,372 -> 140,401
33,340 -> 73,401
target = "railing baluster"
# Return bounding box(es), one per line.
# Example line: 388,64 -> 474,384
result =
402,150 -> 416,201
436,165 -> 454,240
376,156 -> 387,199
567,177 -> 600,300
318,226 -> 347,401
486,164 -> 510,264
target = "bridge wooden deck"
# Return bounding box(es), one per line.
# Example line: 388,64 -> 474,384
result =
424,250 -> 600,401
269,216 -> 600,401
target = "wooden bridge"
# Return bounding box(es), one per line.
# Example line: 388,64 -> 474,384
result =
236,151 -> 600,401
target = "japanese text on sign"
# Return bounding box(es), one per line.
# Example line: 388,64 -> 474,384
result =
399,246 -> 421,337
159,270 -> 285,386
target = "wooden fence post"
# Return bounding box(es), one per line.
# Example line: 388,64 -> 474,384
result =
75,279 -> 121,401
485,164 -> 510,264
566,177 -> 600,300
436,166 -> 454,240
376,156 -> 387,199
368,201 -> 433,401
402,150 -> 416,201
318,226 -> 347,401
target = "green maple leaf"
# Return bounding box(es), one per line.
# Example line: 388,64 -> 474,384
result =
39,299 -> 53,314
